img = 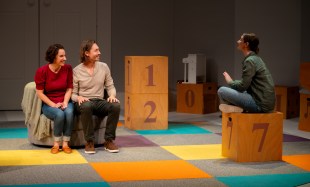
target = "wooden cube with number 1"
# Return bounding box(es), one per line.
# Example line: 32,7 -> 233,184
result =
125,56 -> 168,94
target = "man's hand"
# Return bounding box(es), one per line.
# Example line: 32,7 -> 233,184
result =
77,96 -> 89,105
107,96 -> 120,103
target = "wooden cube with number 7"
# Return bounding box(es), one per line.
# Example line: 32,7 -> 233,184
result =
125,56 -> 168,94
222,112 -> 283,162
124,92 -> 168,130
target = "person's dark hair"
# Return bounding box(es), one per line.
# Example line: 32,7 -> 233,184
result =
45,44 -> 65,63
80,39 -> 96,63
243,33 -> 260,54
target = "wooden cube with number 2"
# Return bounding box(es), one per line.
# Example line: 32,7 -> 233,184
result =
125,92 -> 168,130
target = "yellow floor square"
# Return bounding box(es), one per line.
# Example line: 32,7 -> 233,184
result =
162,144 -> 225,160
0,150 -> 87,166
91,160 -> 212,182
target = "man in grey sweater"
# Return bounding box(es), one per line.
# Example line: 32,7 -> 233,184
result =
72,40 -> 120,154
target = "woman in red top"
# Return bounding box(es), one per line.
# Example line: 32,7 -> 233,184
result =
34,44 -> 74,154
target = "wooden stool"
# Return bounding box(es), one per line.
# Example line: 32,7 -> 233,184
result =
299,93 -> 310,131
299,63 -> 310,132
222,112 -> 283,162
274,86 -> 299,119
300,63 -> 310,91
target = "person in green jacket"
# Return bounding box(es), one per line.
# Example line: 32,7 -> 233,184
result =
218,33 -> 275,113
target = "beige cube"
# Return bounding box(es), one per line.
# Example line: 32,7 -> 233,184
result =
125,56 -> 168,94
176,83 -> 218,114
124,92 -> 168,130
300,63 -> 310,91
274,86 -> 299,119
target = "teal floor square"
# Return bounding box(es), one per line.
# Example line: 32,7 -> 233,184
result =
216,172 -> 310,187
0,128 -> 28,139
136,123 -> 212,135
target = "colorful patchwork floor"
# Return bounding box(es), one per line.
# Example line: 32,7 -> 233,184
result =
1,112 -> 310,187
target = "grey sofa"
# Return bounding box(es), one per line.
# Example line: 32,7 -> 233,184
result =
22,82 -> 107,147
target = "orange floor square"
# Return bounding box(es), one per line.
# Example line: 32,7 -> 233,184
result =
282,154 -> 310,171
90,160 -> 212,182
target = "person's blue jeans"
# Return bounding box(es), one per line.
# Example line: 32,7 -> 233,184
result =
217,86 -> 261,113
42,102 -> 74,142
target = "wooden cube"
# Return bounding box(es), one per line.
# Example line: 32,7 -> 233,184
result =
274,86 -> 300,119
124,92 -> 168,130
176,83 -> 218,114
125,56 -> 168,94
298,93 -> 310,131
300,63 -> 310,91
222,112 -> 283,162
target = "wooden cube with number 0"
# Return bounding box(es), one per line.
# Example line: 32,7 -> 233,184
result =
124,92 -> 168,130
222,112 -> 283,162
176,83 -> 218,114
125,56 -> 168,94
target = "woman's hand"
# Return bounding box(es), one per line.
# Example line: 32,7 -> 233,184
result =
60,102 -> 68,110
53,102 -> 63,109
223,71 -> 233,83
